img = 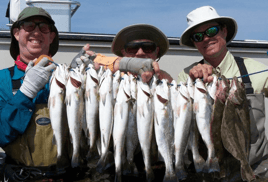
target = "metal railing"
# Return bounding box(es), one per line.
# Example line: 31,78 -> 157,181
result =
25,0 -> 81,17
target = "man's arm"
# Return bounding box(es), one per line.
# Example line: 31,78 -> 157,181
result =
0,90 -> 34,147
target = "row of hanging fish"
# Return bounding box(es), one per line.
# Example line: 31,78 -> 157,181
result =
48,63 -> 255,182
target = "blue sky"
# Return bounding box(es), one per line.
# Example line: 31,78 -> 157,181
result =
1,0 -> 268,41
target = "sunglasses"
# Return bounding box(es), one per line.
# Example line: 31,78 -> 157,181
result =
191,25 -> 221,42
124,42 -> 157,54
18,21 -> 52,34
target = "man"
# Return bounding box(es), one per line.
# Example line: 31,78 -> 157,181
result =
0,6 -> 70,181
72,24 -> 173,83
178,6 -> 268,180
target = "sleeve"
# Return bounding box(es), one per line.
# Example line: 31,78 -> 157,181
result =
0,90 -> 34,147
94,53 -> 118,72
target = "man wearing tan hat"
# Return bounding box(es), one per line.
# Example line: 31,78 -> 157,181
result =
72,24 -> 173,83
178,5 -> 268,180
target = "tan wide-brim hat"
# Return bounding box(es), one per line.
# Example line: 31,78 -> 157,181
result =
180,6 -> 237,48
111,24 -> 169,59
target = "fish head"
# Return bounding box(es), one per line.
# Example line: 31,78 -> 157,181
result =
194,78 -> 207,97
179,81 -> 190,102
155,79 -> 169,105
187,77 -> 195,99
129,74 -> 137,100
216,75 -> 230,104
228,76 -> 245,105
207,74 -> 218,100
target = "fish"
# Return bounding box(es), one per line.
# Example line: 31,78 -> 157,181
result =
221,76 -> 255,182
65,64 -> 87,168
84,63 -> 100,161
48,64 -> 69,169
193,78 -> 220,173
112,70 -> 121,102
96,68 -> 114,173
125,74 -> 139,176
174,81 -> 193,180
185,76 -> 206,173
113,74 -> 131,182
210,75 -> 230,178
153,79 -> 176,182
136,75 -> 154,182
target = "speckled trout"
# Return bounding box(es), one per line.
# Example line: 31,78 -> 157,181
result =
174,81 -> 193,180
193,78 -> 220,173
48,64 -> 69,169
84,64 -> 100,160
136,75 -> 154,182
113,74 -> 131,182
96,68 -> 114,173
65,64 -> 86,168
125,74 -> 139,176
154,79 -> 176,182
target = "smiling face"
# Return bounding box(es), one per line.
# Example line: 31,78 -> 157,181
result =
192,22 -> 228,67
13,17 -> 55,64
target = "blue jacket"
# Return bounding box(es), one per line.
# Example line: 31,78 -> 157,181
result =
0,65 -> 50,147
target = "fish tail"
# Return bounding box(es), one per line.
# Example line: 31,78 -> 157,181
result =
163,172 -> 177,182
145,167 -> 154,182
207,157 -> 220,173
96,151 -> 114,173
71,153 -> 80,168
193,156 -> 206,173
123,160 -> 139,177
175,166 -> 187,181
86,145 -> 100,161
56,154 -> 69,170
114,171 -> 122,182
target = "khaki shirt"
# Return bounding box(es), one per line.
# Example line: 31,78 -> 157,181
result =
177,51 -> 268,94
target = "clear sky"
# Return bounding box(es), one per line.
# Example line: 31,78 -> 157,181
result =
0,0 -> 267,41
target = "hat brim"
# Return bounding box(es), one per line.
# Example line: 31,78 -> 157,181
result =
111,24 -> 169,58
180,17 -> 237,48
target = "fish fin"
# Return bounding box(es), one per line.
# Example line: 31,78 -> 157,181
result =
154,112 -> 159,126
146,167 -> 155,182
175,166 -> 188,181
85,90 -> 89,101
100,94 -> 106,106
137,105 -> 144,118
207,157 -> 220,173
96,151 -> 114,173
71,153 -> 80,168
52,134 -> 56,145
163,172 -> 177,182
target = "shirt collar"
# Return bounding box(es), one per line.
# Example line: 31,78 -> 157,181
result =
203,51 -> 235,75
12,65 -> 25,80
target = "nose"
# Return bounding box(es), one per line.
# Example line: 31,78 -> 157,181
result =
32,25 -> 42,34
135,47 -> 146,57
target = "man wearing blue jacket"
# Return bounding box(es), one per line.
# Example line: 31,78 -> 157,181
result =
0,6 -> 70,181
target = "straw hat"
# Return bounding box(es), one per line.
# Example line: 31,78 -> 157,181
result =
111,24 -> 169,58
10,7 -> 59,60
180,6 -> 237,48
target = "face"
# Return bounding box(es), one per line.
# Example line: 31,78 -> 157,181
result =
121,39 -> 159,60
13,17 -> 56,63
192,22 -> 228,63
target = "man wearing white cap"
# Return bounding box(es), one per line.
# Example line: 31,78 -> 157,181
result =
178,6 -> 268,180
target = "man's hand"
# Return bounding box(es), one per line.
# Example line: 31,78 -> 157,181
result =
118,57 -> 173,83
70,44 -> 97,68
20,57 -> 56,99
189,63 -> 214,83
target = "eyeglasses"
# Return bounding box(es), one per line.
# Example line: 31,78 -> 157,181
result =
124,42 -> 157,54
191,25 -> 221,42
18,21 -> 52,34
